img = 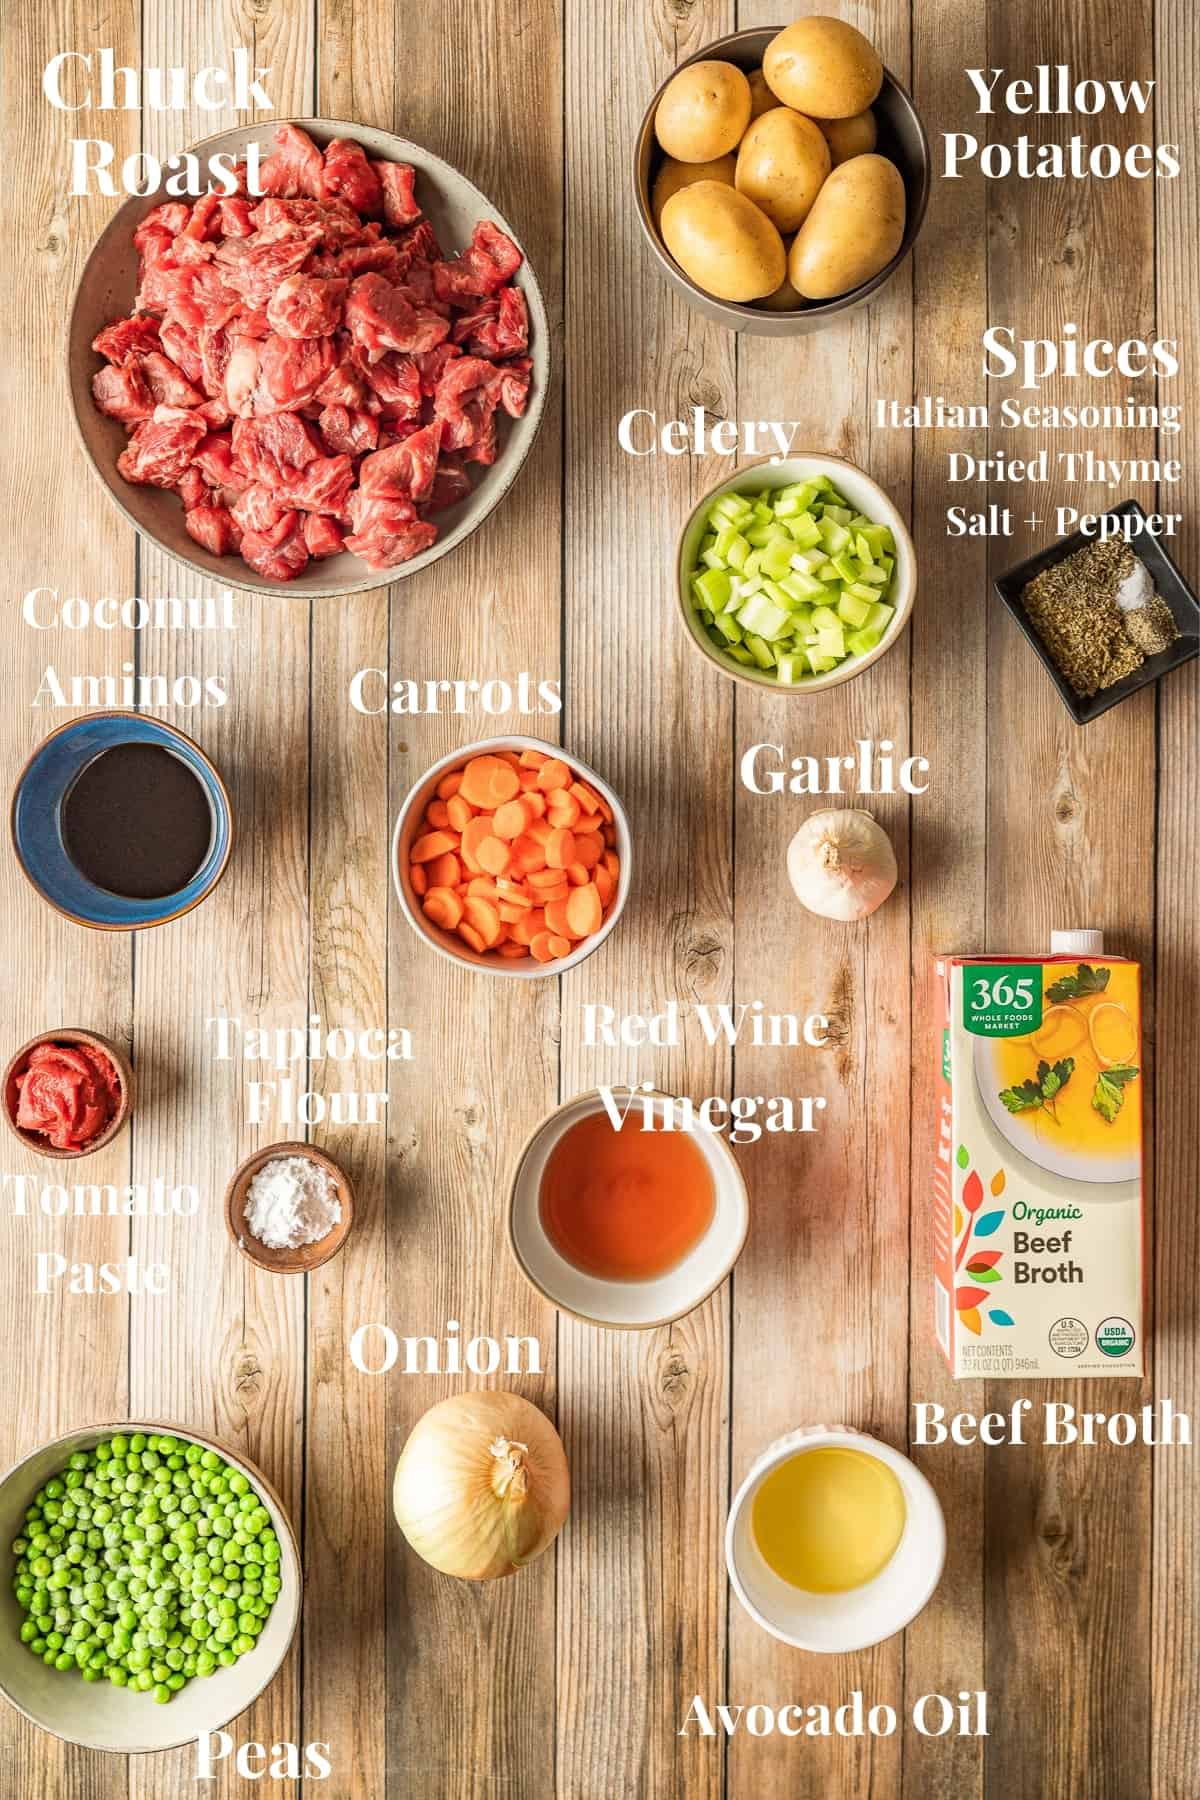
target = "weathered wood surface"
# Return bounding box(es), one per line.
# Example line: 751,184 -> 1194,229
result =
0,2 -> 1195,1796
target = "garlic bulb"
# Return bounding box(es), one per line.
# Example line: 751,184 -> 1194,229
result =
787,809 -> 897,922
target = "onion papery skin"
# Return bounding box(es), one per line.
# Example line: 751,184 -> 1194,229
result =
393,1391 -> 570,1581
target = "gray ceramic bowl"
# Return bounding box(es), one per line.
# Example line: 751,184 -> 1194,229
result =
634,28 -> 929,335
0,1422 -> 301,1753
68,118 -> 549,598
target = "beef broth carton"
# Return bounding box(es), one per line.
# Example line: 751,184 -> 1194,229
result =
933,932 -> 1144,1379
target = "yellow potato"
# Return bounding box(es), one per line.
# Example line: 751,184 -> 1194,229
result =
654,60 -> 752,163
755,246 -> 805,312
735,107 -> 831,234
788,153 -> 905,300
651,153 -> 736,229
746,68 -> 778,123
764,17 -> 883,119
819,108 -> 878,166
661,181 -> 786,303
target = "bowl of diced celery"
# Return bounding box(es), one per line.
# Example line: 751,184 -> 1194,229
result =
678,456 -> 915,690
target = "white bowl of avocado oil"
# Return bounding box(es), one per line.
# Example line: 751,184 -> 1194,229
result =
725,1424 -> 945,1652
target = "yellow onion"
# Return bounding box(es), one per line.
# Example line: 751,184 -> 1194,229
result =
393,1391 -> 569,1580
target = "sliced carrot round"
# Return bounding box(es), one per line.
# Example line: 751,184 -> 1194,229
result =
545,828 -> 576,870
594,864 -> 615,906
566,861 -> 590,887
458,921 -> 487,954
530,930 -> 558,963
459,755 -> 510,808
498,940 -> 530,958
425,799 -> 450,830
574,831 -> 603,869
460,816 -> 494,872
565,883 -> 602,938
492,800 -> 529,840
463,896 -> 503,947
547,795 -> 581,830
512,832 -> 547,874
528,866 -> 567,891
410,865 -> 428,896
474,835 -> 510,876
427,851 -> 461,889
536,758 -> 572,793
519,748 -> 550,769
423,887 -> 464,930
446,793 -> 474,833
436,771 -> 463,800
411,829 -> 460,863
546,934 -> 572,959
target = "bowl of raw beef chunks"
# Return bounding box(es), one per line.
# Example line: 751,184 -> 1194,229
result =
69,119 -> 549,596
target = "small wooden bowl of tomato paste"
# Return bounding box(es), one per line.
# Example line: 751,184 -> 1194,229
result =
2,1029 -> 134,1160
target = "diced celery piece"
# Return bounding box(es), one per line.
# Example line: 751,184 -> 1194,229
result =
695,566 -> 731,610
744,550 -> 762,577
775,653 -> 803,684
836,592 -> 872,629
726,533 -> 751,571
728,644 -> 754,665
700,532 -> 718,557
713,526 -> 740,560
760,540 -> 795,581
773,495 -> 800,518
745,634 -> 776,670
762,579 -> 794,611
832,552 -> 859,583
844,581 -> 879,604
846,627 -> 882,656
737,573 -> 764,600
816,626 -> 845,658
856,561 -> 891,585
738,593 -> 792,640
700,547 -> 724,571
752,499 -> 773,523
791,547 -> 827,574
698,607 -> 714,626
712,495 -> 751,526
865,601 -> 895,634
777,576 -> 810,606
788,569 -> 828,600
713,609 -> 743,644
810,604 -> 840,632
808,652 -> 838,674
822,504 -> 852,527
819,520 -> 851,554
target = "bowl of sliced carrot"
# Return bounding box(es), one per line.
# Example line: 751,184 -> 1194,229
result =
392,737 -> 631,977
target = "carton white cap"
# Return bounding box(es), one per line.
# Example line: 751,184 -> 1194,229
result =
1050,929 -> 1105,956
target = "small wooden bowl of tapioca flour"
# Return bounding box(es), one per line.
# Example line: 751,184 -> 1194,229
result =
224,1141 -> 355,1274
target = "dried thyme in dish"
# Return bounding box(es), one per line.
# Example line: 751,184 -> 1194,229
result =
1021,540 -> 1145,697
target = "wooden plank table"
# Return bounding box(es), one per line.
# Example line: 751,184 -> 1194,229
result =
1,2 -> 1196,1795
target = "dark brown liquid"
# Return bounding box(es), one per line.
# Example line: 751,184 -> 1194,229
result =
63,743 -> 214,900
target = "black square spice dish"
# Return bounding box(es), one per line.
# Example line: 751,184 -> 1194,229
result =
994,499 -> 1200,724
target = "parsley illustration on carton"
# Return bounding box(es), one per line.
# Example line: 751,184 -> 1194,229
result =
999,1057 -> 1075,1121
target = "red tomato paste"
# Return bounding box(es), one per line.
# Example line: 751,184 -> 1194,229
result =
12,1041 -> 122,1150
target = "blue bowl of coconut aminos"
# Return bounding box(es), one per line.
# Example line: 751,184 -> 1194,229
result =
11,713 -> 233,930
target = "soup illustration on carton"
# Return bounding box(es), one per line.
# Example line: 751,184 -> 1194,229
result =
933,931 -> 1143,1379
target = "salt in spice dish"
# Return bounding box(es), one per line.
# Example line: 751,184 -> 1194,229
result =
224,1142 -> 355,1275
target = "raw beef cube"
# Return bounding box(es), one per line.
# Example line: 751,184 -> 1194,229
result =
177,466 -> 210,511
116,407 -> 207,487
433,220 -> 523,302
468,286 -> 528,358
322,139 -> 383,215
345,274 -> 449,359
397,220 -> 441,266
93,315 -> 161,365
159,316 -> 206,385
139,350 -> 204,408
214,224 -> 323,308
359,420 -> 443,505
425,456 -> 472,513
303,512 -> 347,559
373,161 -> 421,228
232,485 -> 299,545
214,196 -> 256,238
193,432 -> 238,489
344,513 -> 438,571
180,193 -> 222,241
318,404 -> 379,457
196,397 -> 233,430
413,343 -> 461,396
196,326 -> 232,399
266,273 -> 348,339
232,413 -> 324,481
274,453 -> 355,515
240,521 -> 311,581
432,355 -> 501,451
355,349 -> 422,419
495,356 -> 532,419
307,239 -> 405,282
314,355 -> 368,409
134,203 -> 190,252
258,122 -> 325,200
224,336 -> 262,418
255,334 -> 336,412
185,502 -> 239,556
92,362 -> 154,425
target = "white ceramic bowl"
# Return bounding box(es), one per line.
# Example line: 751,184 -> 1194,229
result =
0,1422 -> 301,1753
726,1425 -> 945,1653
508,1088 -> 749,1327
677,455 -> 916,692
68,118 -> 549,598
392,737 -> 632,980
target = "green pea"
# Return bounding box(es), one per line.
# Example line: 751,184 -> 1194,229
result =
109,1666 -> 128,1687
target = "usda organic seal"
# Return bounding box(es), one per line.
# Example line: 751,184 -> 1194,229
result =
1096,1316 -> 1136,1358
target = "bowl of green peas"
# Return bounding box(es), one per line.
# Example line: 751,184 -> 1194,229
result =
0,1422 -> 301,1752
